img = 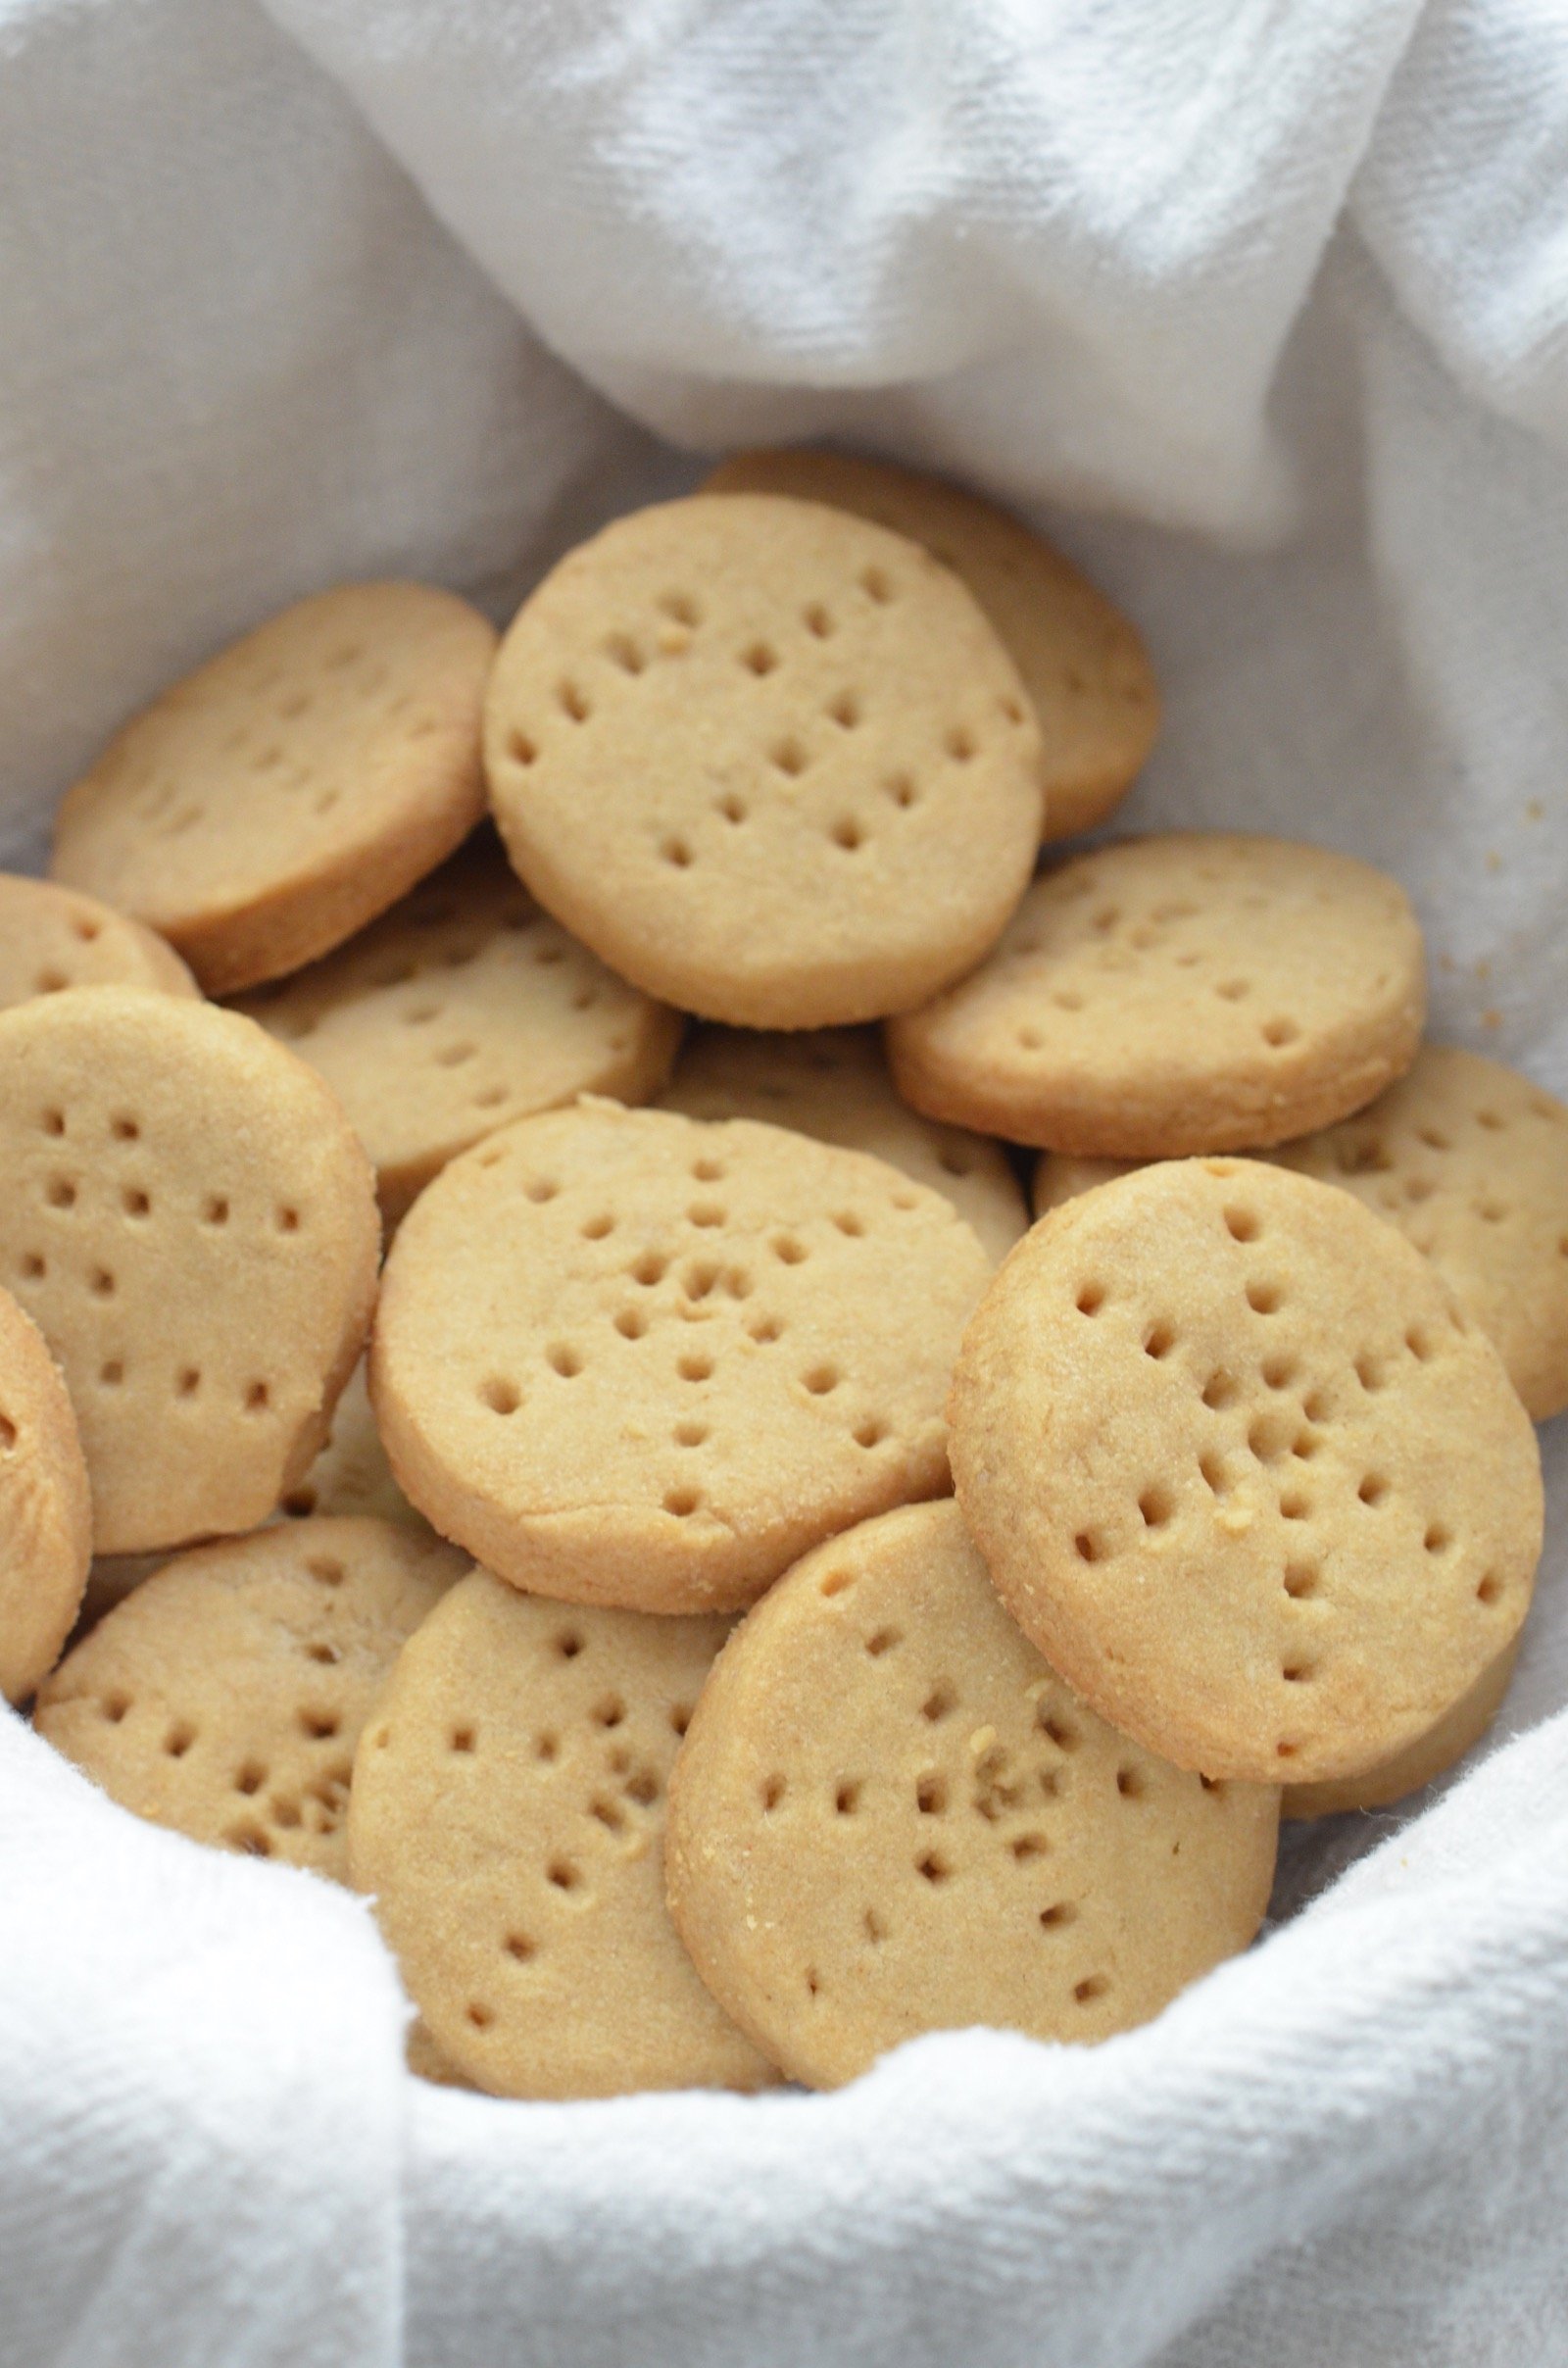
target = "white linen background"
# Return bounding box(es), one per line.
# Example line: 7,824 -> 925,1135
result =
1,0 -> 1567,2360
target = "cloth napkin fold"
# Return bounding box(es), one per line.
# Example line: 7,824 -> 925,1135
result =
2,1 -> 1567,2361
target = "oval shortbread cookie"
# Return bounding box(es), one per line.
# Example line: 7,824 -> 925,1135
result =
51,583 -> 497,995
1282,1635 -> 1521,1820
35,1518 -> 467,1879
705,449 -> 1158,840
950,1160 -> 1543,1785
660,1024 -> 1027,1265
0,874 -> 197,1010
1272,1047 -> 1568,1421
371,1103 -> 992,1613
0,1284 -> 92,1702
349,1570 -> 778,2098
483,494 -> 1043,1028
236,834 -> 681,1225
666,1501 -> 1279,2089
888,835 -> 1426,1155
0,988 -> 380,1554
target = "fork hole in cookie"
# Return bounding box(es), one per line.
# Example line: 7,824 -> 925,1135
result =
481,1377 -> 520,1415
835,1780 -> 862,1816
915,1773 -> 947,1816
1074,1530 -> 1105,1563
921,1683 -> 956,1723
1039,1901 -> 1076,1931
660,836 -> 694,868
1143,1321 -> 1175,1359
1246,1280 -> 1283,1315
864,1627 -> 901,1657
803,1363 -> 840,1396
1074,1975 -> 1110,2004
678,1353 -> 713,1382
760,1775 -> 786,1812
1477,1574 -> 1502,1605
663,1486 -> 701,1518
163,1721 -> 196,1759
1075,1281 -> 1105,1316
1201,1368 -> 1238,1409
1424,1523 -> 1451,1554
1139,1484 -> 1174,1529
1115,1766 -> 1146,1800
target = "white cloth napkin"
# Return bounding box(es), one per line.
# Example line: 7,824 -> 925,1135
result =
2,2 -> 1567,2361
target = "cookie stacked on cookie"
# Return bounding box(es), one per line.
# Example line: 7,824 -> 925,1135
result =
9,456 -> 1558,2104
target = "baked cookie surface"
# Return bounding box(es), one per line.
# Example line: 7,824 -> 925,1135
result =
950,1160 -> 1543,1784
0,874 -> 197,1010
0,1283 -> 92,1702
706,448 -> 1158,840
484,494 -> 1042,1027
665,1500 -> 1279,2089
51,582 -> 496,994
371,1103 -> 991,1613
236,835 -> 680,1226
889,835 -> 1425,1155
0,987 -> 380,1554
660,1023 -> 1027,1265
348,1569 -> 777,2098
36,1517 -> 466,1880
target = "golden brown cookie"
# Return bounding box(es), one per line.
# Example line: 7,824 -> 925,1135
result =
483,494 -> 1042,1028
0,874 -> 198,1009
348,1569 -> 777,2098
275,1357 -> 431,1533
665,1500 -> 1278,2089
51,583 -> 497,995
0,987 -> 380,1554
888,835 -> 1426,1155
705,449 -> 1158,840
371,1103 -> 991,1613
35,1518 -> 466,1879
950,1159 -> 1543,1785
235,834 -> 681,1226
1271,1047 -> 1568,1421
660,1024 -> 1027,1264
0,1284 -> 91,1702
1282,1635 -> 1520,1819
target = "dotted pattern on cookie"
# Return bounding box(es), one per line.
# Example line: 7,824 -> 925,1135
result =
483,494 -> 1043,1028
347,1569 -> 777,2098
370,1103 -> 992,1612
0,1282 -> 92,1702
0,874 -> 198,1011
888,834 -> 1426,1155
1271,1046 -> 1568,1420
704,447 -> 1159,841
0,988 -> 380,1554
35,1518 -> 468,1880
660,1022 -> 1027,1264
51,583 -> 498,993
950,1159 -> 1543,1785
237,833 -> 680,1225
665,1500 -> 1279,2089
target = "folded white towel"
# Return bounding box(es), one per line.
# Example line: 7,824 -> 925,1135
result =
1,3 -> 1565,2361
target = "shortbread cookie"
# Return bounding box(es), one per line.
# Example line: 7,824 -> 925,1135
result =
0,988 -> 379,1553
52,583 -> 497,995
0,1285 -> 92,1702
0,874 -> 197,1010
483,494 -> 1042,1028
666,1501 -> 1279,2089
35,1518 -> 467,1880
349,1570 -> 778,2098
660,1025 -> 1027,1264
236,835 -> 681,1225
406,2021 -> 471,2088
1283,1635 -> 1520,1820
371,1103 -> 991,1612
1271,1047 -> 1568,1421
706,449 -> 1158,840
951,1160 -> 1543,1785
889,835 -> 1426,1154
276,1358 -> 431,1534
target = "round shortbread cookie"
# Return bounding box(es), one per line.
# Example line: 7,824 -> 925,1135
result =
51,582 -> 497,995
371,1103 -> 992,1613
275,1357 -> 431,1534
1271,1047 -> 1568,1421
705,449 -> 1158,840
35,1518 -> 467,1880
0,874 -> 198,1010
665,1501 -> 1279,2090
0,988 -> 380,1554
235,834 -> 681,1226
0,1285 -> 91,1702
349,1569 -> 778,2098
483,494 -> 1043,1028
888,835 -> 1426,1155
659,1024 -> 1027,1265
1282,1635 -> 1520,1820
950,1160 -> 1543,1785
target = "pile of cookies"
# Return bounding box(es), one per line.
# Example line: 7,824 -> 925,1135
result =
1,451 -> 1559,2103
